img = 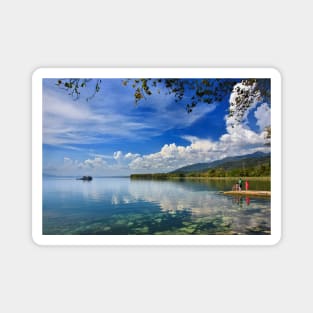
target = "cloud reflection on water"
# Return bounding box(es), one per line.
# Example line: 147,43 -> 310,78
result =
43,177 -> 270,235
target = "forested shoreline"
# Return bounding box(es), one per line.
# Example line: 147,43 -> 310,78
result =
131,163 -> 270,180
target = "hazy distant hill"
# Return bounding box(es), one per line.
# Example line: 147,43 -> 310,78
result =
171,151 -> 270,174
43,173 -> 58,177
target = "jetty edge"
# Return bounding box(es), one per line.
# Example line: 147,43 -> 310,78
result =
223,190 -> 270,197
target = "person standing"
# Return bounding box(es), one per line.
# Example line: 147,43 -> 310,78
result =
245,180 -> 249,191
238,178 -> 242,191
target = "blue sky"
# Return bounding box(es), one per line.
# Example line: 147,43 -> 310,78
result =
43,78 -> 271,176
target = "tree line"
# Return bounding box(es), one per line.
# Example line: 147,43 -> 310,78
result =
130,163 -> 270,180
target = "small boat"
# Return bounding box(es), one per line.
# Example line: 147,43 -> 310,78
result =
77,176 -> 93,181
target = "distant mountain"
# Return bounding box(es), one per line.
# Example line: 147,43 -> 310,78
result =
170,162 -> 212,173
43,173 -> 58,177
171,151 -> 270,174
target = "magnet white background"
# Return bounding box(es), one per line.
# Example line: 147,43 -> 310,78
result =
0,1 -> 311,312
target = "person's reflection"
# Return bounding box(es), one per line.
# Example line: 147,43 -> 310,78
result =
245,197 -> 250,206
232,196 -> 244,208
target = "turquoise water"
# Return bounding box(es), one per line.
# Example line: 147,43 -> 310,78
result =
43,177 -> 271,235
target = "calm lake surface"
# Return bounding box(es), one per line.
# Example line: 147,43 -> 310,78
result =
43,177 -> 271,235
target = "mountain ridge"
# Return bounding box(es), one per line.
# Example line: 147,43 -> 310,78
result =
171,151 -> 270,174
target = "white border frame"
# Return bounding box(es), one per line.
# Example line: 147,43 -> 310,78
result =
32,68 -> 281,246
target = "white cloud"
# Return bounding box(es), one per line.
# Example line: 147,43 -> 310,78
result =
52,156 -> 109,175
81,157 -> 107,169
129,128 -> 269,173
254,103 -> 271,131
43,84 -> 217,146
43,91 -> 155,145
113,151 -> 140,162
125,152 -> 141,159
46,150 -> 142,176
113,151 -> 123,161
88,153 -> 114,160
129,140 -> 214,172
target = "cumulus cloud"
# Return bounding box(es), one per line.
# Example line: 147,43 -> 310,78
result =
113,151 -> 141,163
125,152 -> 141,159
254,103 -> 271,131
43,156 -> 108,176
113,151 -> 123,161
128,129 -> 269,173
45,151 -> 142,176
80,157 -> 107,169
58,156 -> 109,174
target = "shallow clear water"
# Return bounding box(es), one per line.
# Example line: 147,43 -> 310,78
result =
43,177 -> 270,235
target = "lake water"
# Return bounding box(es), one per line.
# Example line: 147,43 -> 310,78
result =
43,177 -> 271,235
